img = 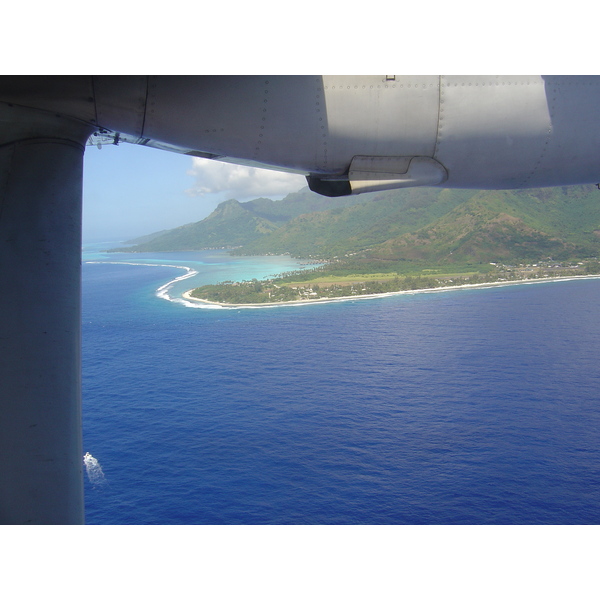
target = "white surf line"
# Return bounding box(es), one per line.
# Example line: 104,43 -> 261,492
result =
85,260 -> 199,304
156,266 -> 199,302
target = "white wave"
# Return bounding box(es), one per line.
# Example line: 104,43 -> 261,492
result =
85,260 -> 199,304
84,452 -> 106,486
173,297 -> 228,309
155,266 -> 199,302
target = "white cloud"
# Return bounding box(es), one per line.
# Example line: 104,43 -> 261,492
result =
186,158 -> 306,200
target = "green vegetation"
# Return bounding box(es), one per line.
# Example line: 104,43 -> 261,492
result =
231,187 -> 475,258
190,280 -> 300,304
117,184 -> 600,263
114,182 -> 600,304
112,188 -> 369,253
189,261 -> 599,305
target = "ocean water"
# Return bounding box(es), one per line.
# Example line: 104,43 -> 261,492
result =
82,244 -> 600,524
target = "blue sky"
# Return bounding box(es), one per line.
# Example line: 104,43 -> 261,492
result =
82,142 -> 306,243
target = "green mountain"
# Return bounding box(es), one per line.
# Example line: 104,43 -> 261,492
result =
125,229 -> 170,245
118,187 -> 369,252
363,187 -> 600,265
235,187 -> 477,257
118,184 -> 600,267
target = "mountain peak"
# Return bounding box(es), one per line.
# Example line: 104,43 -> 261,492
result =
116,184 -> 600,264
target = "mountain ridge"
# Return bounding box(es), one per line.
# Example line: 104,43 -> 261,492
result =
117,185 -> 600,267
119,188 -> 370,252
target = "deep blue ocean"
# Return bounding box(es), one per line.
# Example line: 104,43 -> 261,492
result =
81,244 -> 600,524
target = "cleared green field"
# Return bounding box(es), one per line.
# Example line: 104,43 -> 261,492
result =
281,270 -> 482,287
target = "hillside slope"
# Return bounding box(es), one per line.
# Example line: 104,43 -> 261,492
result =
364,187 -> 600,264
118,184 -> 600,267
119,187 -> 370,252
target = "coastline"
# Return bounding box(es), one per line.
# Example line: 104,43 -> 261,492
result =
182,274 -> 600,309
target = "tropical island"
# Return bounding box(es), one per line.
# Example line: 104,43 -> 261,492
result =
115,184 -> 600,306
181,260 -> 600,306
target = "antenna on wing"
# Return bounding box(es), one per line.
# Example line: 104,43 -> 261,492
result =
87,130 -> 121,150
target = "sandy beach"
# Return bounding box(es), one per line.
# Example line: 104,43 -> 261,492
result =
181,274 -> 600,309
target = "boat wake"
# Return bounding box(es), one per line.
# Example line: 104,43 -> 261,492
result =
84,452 -> 107,486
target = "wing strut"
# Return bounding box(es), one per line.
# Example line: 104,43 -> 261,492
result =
0,104 -> 94,524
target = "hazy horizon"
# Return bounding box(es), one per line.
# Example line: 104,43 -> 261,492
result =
82,142 -> 306,243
